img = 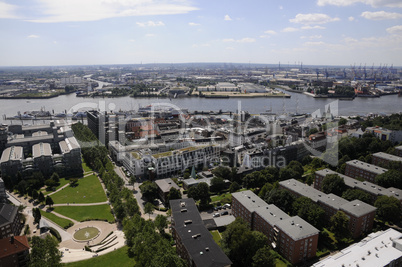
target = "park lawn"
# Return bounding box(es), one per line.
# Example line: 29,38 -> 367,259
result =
43,178 -> 71,195
50,175 -> 107,204
210,230 -> 222,245
275,259 -> 287,267
63,246 -> 133,267
53,205 -> 114,223
40,210 -> 73,229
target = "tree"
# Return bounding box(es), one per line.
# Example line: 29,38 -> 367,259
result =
126,197 -> 140,217
330,211 -> 350,239
38,192 -> 45,203
69,178 -> 78,187
252,246 -> 275,267
221,218 -> 268,267
229,181 -> 241,193
32,208 -> 41,224
188,182 -> 211,206
167,188 -> 181,202
30,235 -> 62,267
144,202 -> 154,219
375,170 -> 402,189
264,188 -> 295,214
114,201 -> 126,221
45,196 -> 54,208
374,195 -> 401,224
140,181 -> 159,201
50,172 -> 60,183
339,118 -> 348,126
342,189 -> 372,204
154,214 -> 168,234
292,197 -> 325,229
278,167 -> 297,181
287,161 -> 304,180
322,174 -> 346,196
32,190 -> 39,200
258,183 -> 273,199
210,177 -> 225,193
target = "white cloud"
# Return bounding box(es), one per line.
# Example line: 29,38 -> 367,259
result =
290,13 -> 339,25
188,22 -> 200,26
304,41 -> 325,46
349,16 -> 355,21
264,30 -> 277,35
301,25 -> 326,30
279,5 -> 283,10
129,39 -> 136,42
0,2 -> 20,19
282,27 -> 299,32
301,35 -> 323,39
192,43 -> 210,48
361,11 -> 402,20
225,47 -> 235,50
27,35 -> 40,38
317,0 -> 402,8
223,38 -> 256,43
53,41 -> 58,44
136,21 -> 165,27
145,33 -> 156,37
224,15 -> 232,21
25,0 -> 198,23
387,25 -> 402,34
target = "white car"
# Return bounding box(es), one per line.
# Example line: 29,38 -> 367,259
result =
213,213 -> 220,218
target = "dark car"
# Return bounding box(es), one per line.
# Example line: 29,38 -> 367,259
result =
221,211 -> 229,216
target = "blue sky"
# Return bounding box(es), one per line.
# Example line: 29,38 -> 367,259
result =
1,0 -> 402,66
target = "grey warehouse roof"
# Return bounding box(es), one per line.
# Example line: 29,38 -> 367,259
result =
346,160 -> 387,175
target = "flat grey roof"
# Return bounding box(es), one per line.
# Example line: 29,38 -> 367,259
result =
214,215 -> 236,228
340,199 -> 377,217
232,190 -> 268,212
170,198 -> 232,267
275,216 -> 319,241
372,152 -> 402,162
254,204 -> 290,226
318,169 -> 402,201
0,146 -> 23,163
32,142 -> 52,158
396,145 -> 402,151
155,178 -> 180,193
280,179 -> 377,217
346,160 -> 388,175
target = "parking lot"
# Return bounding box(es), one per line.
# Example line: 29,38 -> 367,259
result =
200,204 -> 232,220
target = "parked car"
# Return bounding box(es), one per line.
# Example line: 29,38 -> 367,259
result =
221,211 -> 229,216
223,204 -> 231,208
213,213 -> 220,218
213,207 -> 219,211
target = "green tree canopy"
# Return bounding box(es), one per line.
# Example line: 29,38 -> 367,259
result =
154,214 -> 168,234
264,188 -> 295,214
30,235 -> 62,267
374,195 -> 401,224
342,189 -> 372,204
140,181 -> 159,201
144,202 -> 154,219
251,246 -> 275,267
322,174 -> 346,196
292,196 -> 325,229
167,188 -> 182,202
330,211 -> 350,239
375,170 -> 402,189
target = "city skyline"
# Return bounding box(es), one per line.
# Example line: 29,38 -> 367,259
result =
1,0 -> 402,66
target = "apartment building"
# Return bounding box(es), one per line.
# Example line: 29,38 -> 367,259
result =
0,204 -> 23,239
231,191 -> 319,265
312,229 -> 402,267
170,198 -> 232,267
154,178 -> 180,204
372,152 -> 402,170
280,179 -> 377,238
0,236 -> 30,267
345,160 -> 387,183
315,169 -> 402,204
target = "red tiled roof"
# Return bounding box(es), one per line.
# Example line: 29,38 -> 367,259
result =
0,236 -> 30,259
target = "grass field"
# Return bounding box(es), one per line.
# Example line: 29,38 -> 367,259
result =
40,210 -> 74,229
210,230 -> 222,245
63,246 -> 134,267
53,205 -> 114,223
82,161 -> 92,173
50,175 -> 107,204
43,178 -> 71,195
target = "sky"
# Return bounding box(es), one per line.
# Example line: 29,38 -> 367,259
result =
1,0 -> 402,66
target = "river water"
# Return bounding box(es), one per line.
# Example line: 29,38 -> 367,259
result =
0,92 -> 401,123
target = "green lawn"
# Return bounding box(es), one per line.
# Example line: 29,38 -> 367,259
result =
53,205 -> 114,223
82,161 -> 92,173
210,230 -> 222,245
63,246 -> 134,267
40,210 -> 74,229
275,259 -> 288,267
50,175 -> 107,204
43,178 -> 71,195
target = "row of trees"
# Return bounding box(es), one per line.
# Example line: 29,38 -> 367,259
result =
72,123 -> 140,222
123,215 -> 185,267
